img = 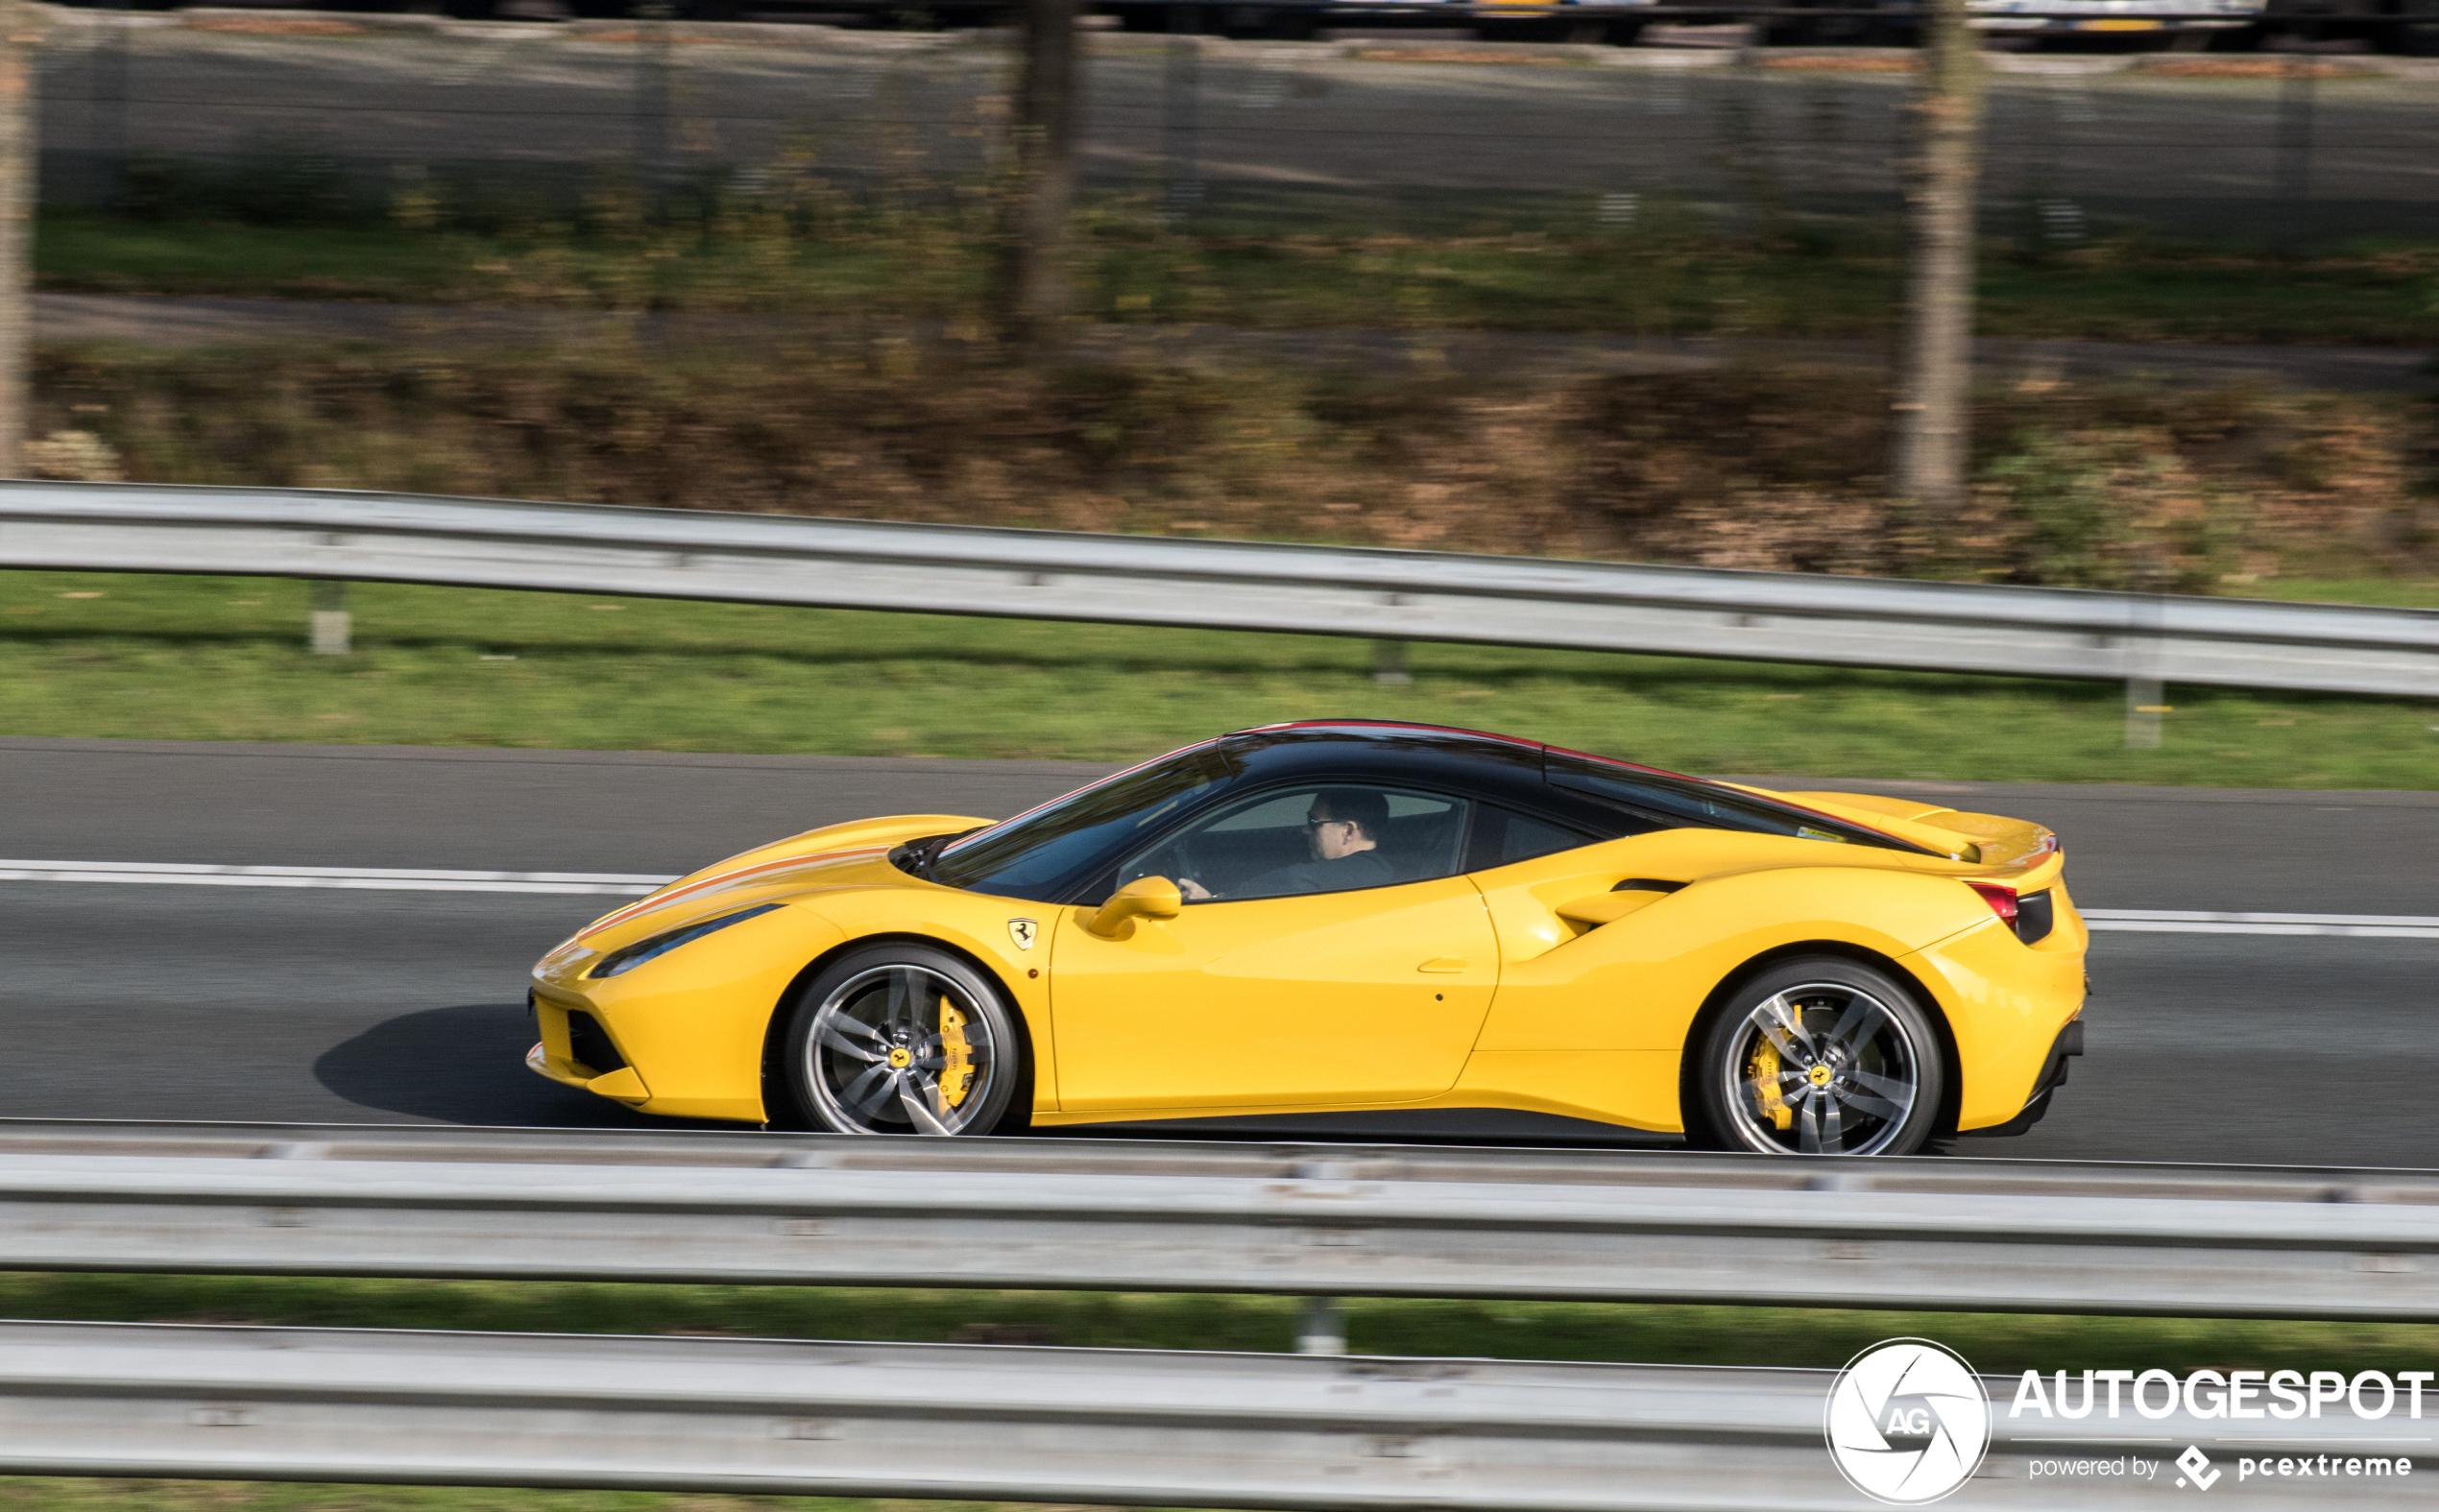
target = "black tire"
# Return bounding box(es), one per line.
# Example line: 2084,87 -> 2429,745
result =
783,943 -> 1026,1137
1688,956 -> 1945,1158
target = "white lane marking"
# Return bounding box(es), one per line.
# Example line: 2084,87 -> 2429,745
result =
2084,908 -> 2439,940
0,859 -> 674,897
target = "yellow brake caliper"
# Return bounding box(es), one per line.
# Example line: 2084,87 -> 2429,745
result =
1750,1038 -> 1793,1131
937,999 -> 974,1109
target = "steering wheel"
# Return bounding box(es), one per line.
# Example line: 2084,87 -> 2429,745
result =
1124,837 -> 1204,893
1121,838 -> 1183,887
1168,837 -> 1206,894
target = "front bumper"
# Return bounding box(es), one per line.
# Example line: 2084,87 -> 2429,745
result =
526,901 -> 848,1124
525,996 -> 650,1105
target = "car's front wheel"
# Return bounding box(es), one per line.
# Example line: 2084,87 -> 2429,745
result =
1690,958 -> 1944,1158
783,944 -> 1026,1136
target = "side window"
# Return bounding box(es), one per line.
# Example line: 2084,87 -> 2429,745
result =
1474,807 -> 1592,869
1543,750 -> 1920,852
1122,785 -> 1471,901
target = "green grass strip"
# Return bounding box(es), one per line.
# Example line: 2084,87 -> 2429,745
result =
5,569 -> 2435,786
36,211 -> 2439,348
7,1271 -> 2437,1375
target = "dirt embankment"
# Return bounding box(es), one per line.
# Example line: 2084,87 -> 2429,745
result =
27,342 -> 2435,592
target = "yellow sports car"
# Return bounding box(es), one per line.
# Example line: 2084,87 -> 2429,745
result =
528,721 -> 2085,1157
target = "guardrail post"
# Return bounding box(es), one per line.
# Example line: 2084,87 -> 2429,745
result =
1294,1295 -> 1345,1356
2123,588 -> 2163,749
1370,639 -> 1411,684
2125,675 -> 2165,749
309,580 -> 351,656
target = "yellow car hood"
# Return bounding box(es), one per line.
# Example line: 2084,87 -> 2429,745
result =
564,812 -> 992,952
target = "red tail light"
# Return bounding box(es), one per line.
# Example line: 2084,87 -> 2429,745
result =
1968,882 -> 2019,924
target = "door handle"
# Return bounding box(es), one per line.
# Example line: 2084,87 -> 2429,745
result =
1417,957 -> 1468,973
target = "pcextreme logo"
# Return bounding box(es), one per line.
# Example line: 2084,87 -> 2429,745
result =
1824,1339 -> 1992,1505
2174,1446 -> 2220,1490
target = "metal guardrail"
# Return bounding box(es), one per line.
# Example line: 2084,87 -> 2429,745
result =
50,1 -> 2291,27
1111,2 -> 2268,15
0,1320 -> 2422,1509
4,480 -> 2433,698
5,1121 -> 2437,1321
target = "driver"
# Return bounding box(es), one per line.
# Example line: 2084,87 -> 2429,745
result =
1179,788 -> 1394,900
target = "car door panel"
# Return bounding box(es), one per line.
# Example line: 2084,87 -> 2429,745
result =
1049,876 -> 1500,1110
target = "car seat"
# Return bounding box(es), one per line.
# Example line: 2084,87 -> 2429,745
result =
1378,807 -> 1463,882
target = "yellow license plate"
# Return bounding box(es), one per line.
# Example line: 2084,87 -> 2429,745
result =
2078,16 -> 2164,27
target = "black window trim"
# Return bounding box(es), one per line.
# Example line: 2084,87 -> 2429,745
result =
1542,751 -> 1944,856
1463,802 -> 1602,873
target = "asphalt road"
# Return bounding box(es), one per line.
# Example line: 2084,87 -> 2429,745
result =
32,24 -> 2439,240
4,734 -> 2434,1167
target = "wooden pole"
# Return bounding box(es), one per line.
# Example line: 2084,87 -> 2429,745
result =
1889,0 -> 1984,539
998,0 -> 1080,351
0,0 -> 36,477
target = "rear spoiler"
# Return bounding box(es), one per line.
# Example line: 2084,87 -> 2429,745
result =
1771,790 -> 2061,872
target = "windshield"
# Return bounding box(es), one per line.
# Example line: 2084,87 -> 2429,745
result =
931,742 -> 1243,900
1543,750 -> 1935,854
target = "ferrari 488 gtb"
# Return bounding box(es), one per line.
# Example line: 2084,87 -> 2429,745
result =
529,722 -> 2085,1156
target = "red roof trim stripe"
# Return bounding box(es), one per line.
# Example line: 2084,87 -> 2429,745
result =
1238,720 -> 1543,750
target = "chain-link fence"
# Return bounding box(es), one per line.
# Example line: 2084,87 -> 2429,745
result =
28,12 -> 2439,246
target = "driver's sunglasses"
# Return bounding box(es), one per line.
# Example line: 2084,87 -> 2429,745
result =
1301,816 -> 1352,832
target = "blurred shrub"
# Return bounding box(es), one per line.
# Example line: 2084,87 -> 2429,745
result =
30,342 -> 2434,591
122,142 -> 370,228
1979,429 -> 2187,590
19,430 -> 125,483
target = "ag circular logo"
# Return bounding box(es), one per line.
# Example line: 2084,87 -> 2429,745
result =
1824,1338 -> 1992,1505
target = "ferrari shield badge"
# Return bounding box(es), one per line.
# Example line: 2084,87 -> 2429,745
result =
1007,918 -> 1039,951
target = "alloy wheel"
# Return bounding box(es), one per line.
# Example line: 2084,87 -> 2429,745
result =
1717,981 -> 1922,1157
803,963 -> 1001,1136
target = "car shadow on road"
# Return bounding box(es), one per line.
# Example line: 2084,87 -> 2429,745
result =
312,1003 -> 739,1130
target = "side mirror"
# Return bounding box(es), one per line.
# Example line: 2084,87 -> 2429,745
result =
1088,876 -> 1183,939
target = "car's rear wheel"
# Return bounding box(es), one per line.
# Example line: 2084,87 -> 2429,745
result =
1692,958 -> 1944,1158
784,944 -> 1025,1137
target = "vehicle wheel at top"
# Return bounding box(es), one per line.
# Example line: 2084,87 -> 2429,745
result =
783,944 -> 1026,1136
1691,957 -> 1944,1157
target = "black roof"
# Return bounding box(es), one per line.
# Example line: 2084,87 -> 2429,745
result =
1220,721 -> 1933,856
1219,720 -> 1550,804
925,720 -> 1935,904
